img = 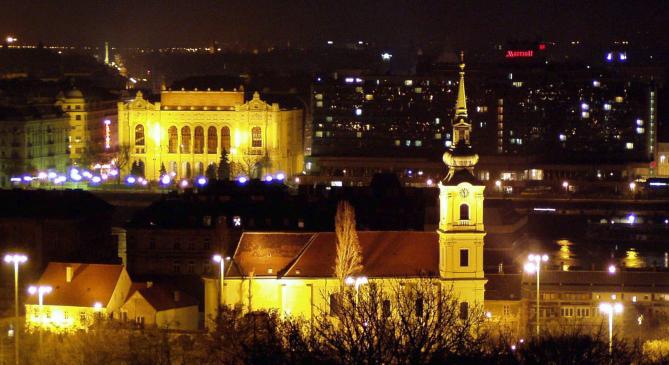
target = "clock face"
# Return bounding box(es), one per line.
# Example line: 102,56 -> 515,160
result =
459,188 -> 469,198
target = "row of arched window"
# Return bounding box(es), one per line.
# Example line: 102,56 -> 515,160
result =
134,125 -> 263,154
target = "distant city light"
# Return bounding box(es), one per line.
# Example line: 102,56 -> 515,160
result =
608,265 -> 617,274
627,214 -> 636,224
426,178 -> 433,186
381,52 -> 393,61
6,36 -> 16,44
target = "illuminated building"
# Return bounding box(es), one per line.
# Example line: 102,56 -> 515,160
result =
0,104 -> 70,186
309,72 -> 460,158
117,89 -> 303,180
55,87 -> 118,165
204,57 -> 486,324
121,282 -> 199,331
25,263 -> 132,332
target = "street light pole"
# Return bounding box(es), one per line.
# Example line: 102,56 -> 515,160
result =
213,255 -> 230,309
4,254 -> 27,365
599,302 -> 623,354
28,286 -> 52,355
525,253 -> 548,336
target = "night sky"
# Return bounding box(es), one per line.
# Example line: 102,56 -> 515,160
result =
1,0 -> 668,48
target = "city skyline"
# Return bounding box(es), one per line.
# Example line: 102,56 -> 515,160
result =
0,0 -> 668,48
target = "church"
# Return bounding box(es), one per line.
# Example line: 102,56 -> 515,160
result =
117,88 -> 304,181
203,56 -> 486,325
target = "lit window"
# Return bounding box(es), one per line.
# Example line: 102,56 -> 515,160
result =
251,127 -> 262,148
405,140 -> 411,147
604,103 -> 612,111
460,204 -> 470,221
415,140 -> 422,147
394,140 -> 400,146
637,128 -> 645,134
315,131 -> 323,138
314,93 -> 323,100
559,134 -> 567,142
636,119 -> 644,126
168,126 -> 178,153
581,111 -> 589,118
355,108 -> 362,116
326,116 -> 333,122
615,96 -> 624,103
356,132 -> 362,138
220,126 -> 230,151
404,80 -> 413,86
626,142 -> 634,150
316,101 -> 323,107
135,125 -> 145,146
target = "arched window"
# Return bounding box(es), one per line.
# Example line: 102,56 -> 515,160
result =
207,127 -> 217,154
196,162 -> 204,175
185,162 -> 192,178
180,126 -> 191,153
194,126 -> 204,154
251,127 -> 262,148
134,125 -> 145,146
169,161 -> 178,175
220,126 -> 231,152
459,203 -> 469,221
168,126 -> 178,153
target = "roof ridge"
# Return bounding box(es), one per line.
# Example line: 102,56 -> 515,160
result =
278,233 -> 319,278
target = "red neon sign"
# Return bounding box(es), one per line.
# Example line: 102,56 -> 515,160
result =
505,50 -> 534,58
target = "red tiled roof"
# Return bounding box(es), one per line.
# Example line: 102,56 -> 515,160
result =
135,285 -> 198,311
228,232 -> 314,277
229,231 -> 440,279
26,263 -> 124,307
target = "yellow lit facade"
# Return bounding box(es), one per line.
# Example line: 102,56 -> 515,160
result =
55,88 -> 118,164
25,263 -> 133,332
117,90 -> 304,180
204,56 -> 486,326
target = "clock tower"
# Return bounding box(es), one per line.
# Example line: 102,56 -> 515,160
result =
438,53 -> 486,305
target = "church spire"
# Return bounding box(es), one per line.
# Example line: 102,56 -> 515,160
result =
455,51 -> 467,118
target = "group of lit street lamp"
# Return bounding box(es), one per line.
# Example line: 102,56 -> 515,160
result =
3,253 -> 56,365
524,253 -> 623,353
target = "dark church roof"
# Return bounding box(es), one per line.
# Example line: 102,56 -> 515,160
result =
227,231 -> 440,279
443,168 -> 481,185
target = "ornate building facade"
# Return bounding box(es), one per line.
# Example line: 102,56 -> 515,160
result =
117,89 -> 304,181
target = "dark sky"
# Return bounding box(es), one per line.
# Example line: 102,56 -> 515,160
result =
1,0 -> 667,48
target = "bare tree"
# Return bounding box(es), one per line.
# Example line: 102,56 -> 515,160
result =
112,143 -> 132,183
312,278 -> 487,365
334,201 -> 364,287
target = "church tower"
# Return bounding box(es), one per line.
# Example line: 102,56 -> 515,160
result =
438,52 -> 486,305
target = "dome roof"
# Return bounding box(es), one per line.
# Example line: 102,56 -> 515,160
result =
65,88 -> 84,99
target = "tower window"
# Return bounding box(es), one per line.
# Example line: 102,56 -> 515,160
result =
460,302 -> 469,319
459,204 -> 470,221
459,249 -> 469,267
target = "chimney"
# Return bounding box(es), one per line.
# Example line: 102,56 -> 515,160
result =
173,290 -> 181,302
146,281 -> 153,288
66,266 -> 73,283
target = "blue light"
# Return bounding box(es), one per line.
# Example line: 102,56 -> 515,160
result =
160,175 -> 171,185
10,177 -> 21,183
126,176 -> 136,184
265,175 -> 273,182
606,52 -> 613,62
238,176 -> 248,184
276,173 -> 285,181
197,177 -> 207,186
91,176 -> 102,184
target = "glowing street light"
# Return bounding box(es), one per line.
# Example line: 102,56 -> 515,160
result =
213,255 -> 231,307
629,182 -> 636,192
599,302 -> 623,354
28,285 -> 52,351
525,253 -> 548,336
495,180 -> 502,193
4,253 -> 27,365
608,265 -> 617,274
562,181 -> 569,193
345,276 -> 368,301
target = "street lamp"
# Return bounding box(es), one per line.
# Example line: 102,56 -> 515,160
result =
562,181 -> 569,193
27,286 -> 52,353
608,265 -> 617,274
495,180 -> 502,193
4,253 -> 27,365
525,253 -> 548,336
599,302 -> 623,354
213,254 -> 231,307
345,276 -> 368,301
